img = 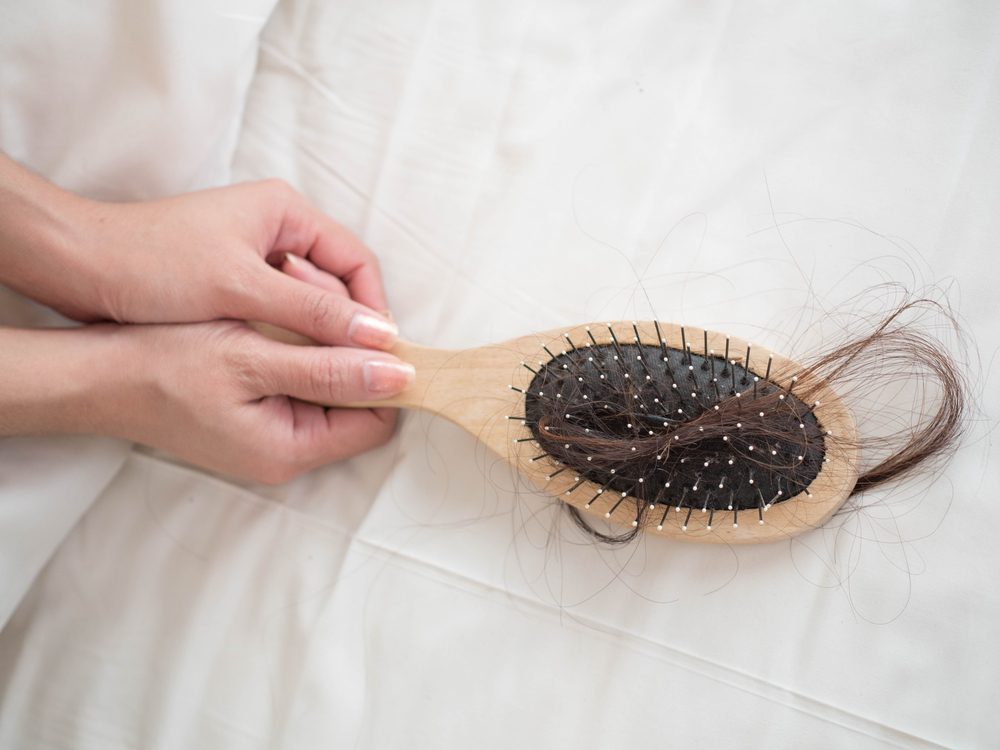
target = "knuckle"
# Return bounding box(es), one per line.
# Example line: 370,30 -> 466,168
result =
218,261 -> 264,314
369,424 -> 395,449
368,249 -> 382,271
347,412 -> 398,455
301,290 -> 344,336
262,177 -> 294,199
370,414 -> 398,447
248,446 -> 301,485
252,462 -> 295,485
309,355 -> 351,401
225,338 -> 268,392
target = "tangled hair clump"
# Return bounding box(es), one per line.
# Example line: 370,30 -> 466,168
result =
525,293 -> 968,544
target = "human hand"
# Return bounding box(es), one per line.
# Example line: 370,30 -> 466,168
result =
95,321 -> 410,483
0,157 -> 411,481
7,172 -> 397,349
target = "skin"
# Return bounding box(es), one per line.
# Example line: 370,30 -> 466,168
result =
0,154 -> 414,483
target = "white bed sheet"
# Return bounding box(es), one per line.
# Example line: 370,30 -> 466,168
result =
2,1 -> 999,748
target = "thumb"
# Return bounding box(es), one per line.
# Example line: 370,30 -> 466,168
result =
252,338 -> 415,406
243,268 -> 397,348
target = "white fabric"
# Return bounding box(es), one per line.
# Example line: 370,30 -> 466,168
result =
3,1 -> 1000,748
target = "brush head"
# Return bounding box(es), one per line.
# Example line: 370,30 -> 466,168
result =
509,322 -> 858,543
524,344 -> 824,510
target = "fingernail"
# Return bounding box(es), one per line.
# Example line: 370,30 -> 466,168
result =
363,359 -> 415,394
283,252 -> 301,267
349,311 -> 398,348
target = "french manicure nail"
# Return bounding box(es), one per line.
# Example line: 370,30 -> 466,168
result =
349,311 -> 398,348
363,359 -> 415,394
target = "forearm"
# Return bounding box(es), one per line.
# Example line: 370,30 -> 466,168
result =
0,153 -> 100,316
0,325 -> 133,437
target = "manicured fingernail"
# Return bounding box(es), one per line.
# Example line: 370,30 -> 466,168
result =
363,359 -> 415,394
349,311 -> 398,348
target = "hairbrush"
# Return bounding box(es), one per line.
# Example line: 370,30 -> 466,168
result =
327,320 -> 865,545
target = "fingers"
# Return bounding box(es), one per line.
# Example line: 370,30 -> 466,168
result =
272,186 -> 388,312
246,269 -> 398,348
280,253 -> 350,297
306,219 -> 387,312
245,345 -> 402,481
287,401 -> 398,465
253,337 -> 414,406
239,181 -> 393,339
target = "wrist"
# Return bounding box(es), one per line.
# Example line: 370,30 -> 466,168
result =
0,154 -> 108,319
0,324 -> 142,438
